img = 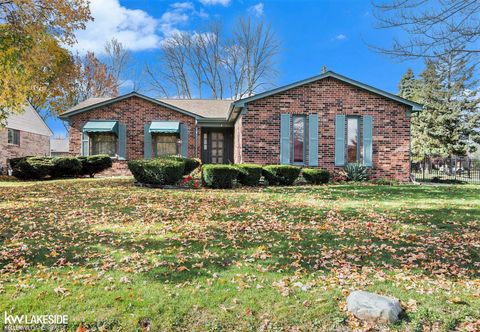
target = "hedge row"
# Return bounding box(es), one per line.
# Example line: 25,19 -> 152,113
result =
10,155 -> 112,180
128,156 -> 201,186
263,165 -> 301,185
236,164 -> 263,186
202,165 -> 239,189
162,156 -> 201,175
200,164 -> 331,188
128,159 -> 330,189
302,168 -> 330,184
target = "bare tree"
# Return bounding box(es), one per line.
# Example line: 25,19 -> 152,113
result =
104,38 -> 130,85
197,23 -> 224,99
186,33 -> 206,98
145,64 -> 170,97
372,0 -> 480,62
146,17 -> 279,99
222,40 -> 246,99
104,38 -> 145,92
233,18 -> 279,98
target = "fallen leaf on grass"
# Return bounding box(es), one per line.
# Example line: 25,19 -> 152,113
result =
53,286 -> 69,296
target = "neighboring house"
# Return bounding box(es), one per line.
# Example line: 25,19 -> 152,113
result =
59,71 -> 422,181
0,104 -> 52,173
50,137 -> 70,157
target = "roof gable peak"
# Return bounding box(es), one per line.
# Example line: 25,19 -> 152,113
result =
232,70 -> 422,112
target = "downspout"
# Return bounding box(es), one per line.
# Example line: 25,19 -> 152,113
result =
195,125 -> 198,158
408,109 -> 414,183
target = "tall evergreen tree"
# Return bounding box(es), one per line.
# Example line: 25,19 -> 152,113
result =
398,68 -> 416,100
405,55 -> 480,159
411,61 -> 446,158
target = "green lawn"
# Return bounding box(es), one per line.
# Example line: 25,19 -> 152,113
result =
0,179 -> 479,331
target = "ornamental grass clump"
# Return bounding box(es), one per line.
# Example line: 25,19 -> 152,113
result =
344,162 -> 369,182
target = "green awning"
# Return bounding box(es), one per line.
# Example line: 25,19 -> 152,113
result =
149,121 -> 180,133
82,121 -> 118,133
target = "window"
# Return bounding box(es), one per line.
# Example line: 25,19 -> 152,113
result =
346,117 -> 360,163
292,116 -> 306,163
210,132 -> 224,164
7,129 -> 20,145
155,134 -> 178,157
91,133 -> 117,157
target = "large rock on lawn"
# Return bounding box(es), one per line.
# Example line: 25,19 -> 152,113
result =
347,291 -> 402,323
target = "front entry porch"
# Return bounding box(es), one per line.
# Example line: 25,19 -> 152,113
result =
200,128 -> 234,164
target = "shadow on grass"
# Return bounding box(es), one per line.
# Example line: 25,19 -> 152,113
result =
263,184 -> 480,201
0,179 -> 478,285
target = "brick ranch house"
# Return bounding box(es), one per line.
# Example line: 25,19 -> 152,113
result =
1,103 -> 52,173
59,71 -> 422,181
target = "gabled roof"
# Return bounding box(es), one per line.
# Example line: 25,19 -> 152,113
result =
6,103 -> 53,136
159,99 -> 232,118
59,92 -> 233,120
59,92 -> 204,119
231,71 -> 422,114
59,71 -> 422,123
66,97 -> 112,113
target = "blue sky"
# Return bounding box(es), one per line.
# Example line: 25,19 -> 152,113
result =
48,0 -> 423,136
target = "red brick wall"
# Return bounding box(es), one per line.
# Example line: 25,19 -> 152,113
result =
68,96 -> 199,160
97,160 -> 131,177
0,128 -> 50,173
238,77 -> 412,181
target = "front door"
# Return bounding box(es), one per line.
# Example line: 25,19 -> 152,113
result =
210,132 -> 224,164
201,128 -> 234,164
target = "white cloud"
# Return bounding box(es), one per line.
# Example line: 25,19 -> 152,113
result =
171,2 -> 195,10
159,2 -> 206,38
248,3 -> 264,17
199,0 -> 231,6
159,11 -> 189,37
72,0 -> 161,54
335,34 -> 347,40
71,0 -> 207,55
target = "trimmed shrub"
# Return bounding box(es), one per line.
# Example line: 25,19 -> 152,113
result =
163,156 -> 201,175
51,157 -> 82,178
78,155 -> 113,177
8,156 -> 31,169
302,168 -> 330,184
262,165 -> 301,185
236,164 -> 263,186
202,164 -> 239,189
10,155 -> 112,180
344,162 -> 369,182
12,157 -> 54,180
128,158 -> 185,185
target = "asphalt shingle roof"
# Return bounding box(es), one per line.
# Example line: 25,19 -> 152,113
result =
63,96 -> 233,119
66,97 -> 113,113
158,99 -> 232,118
